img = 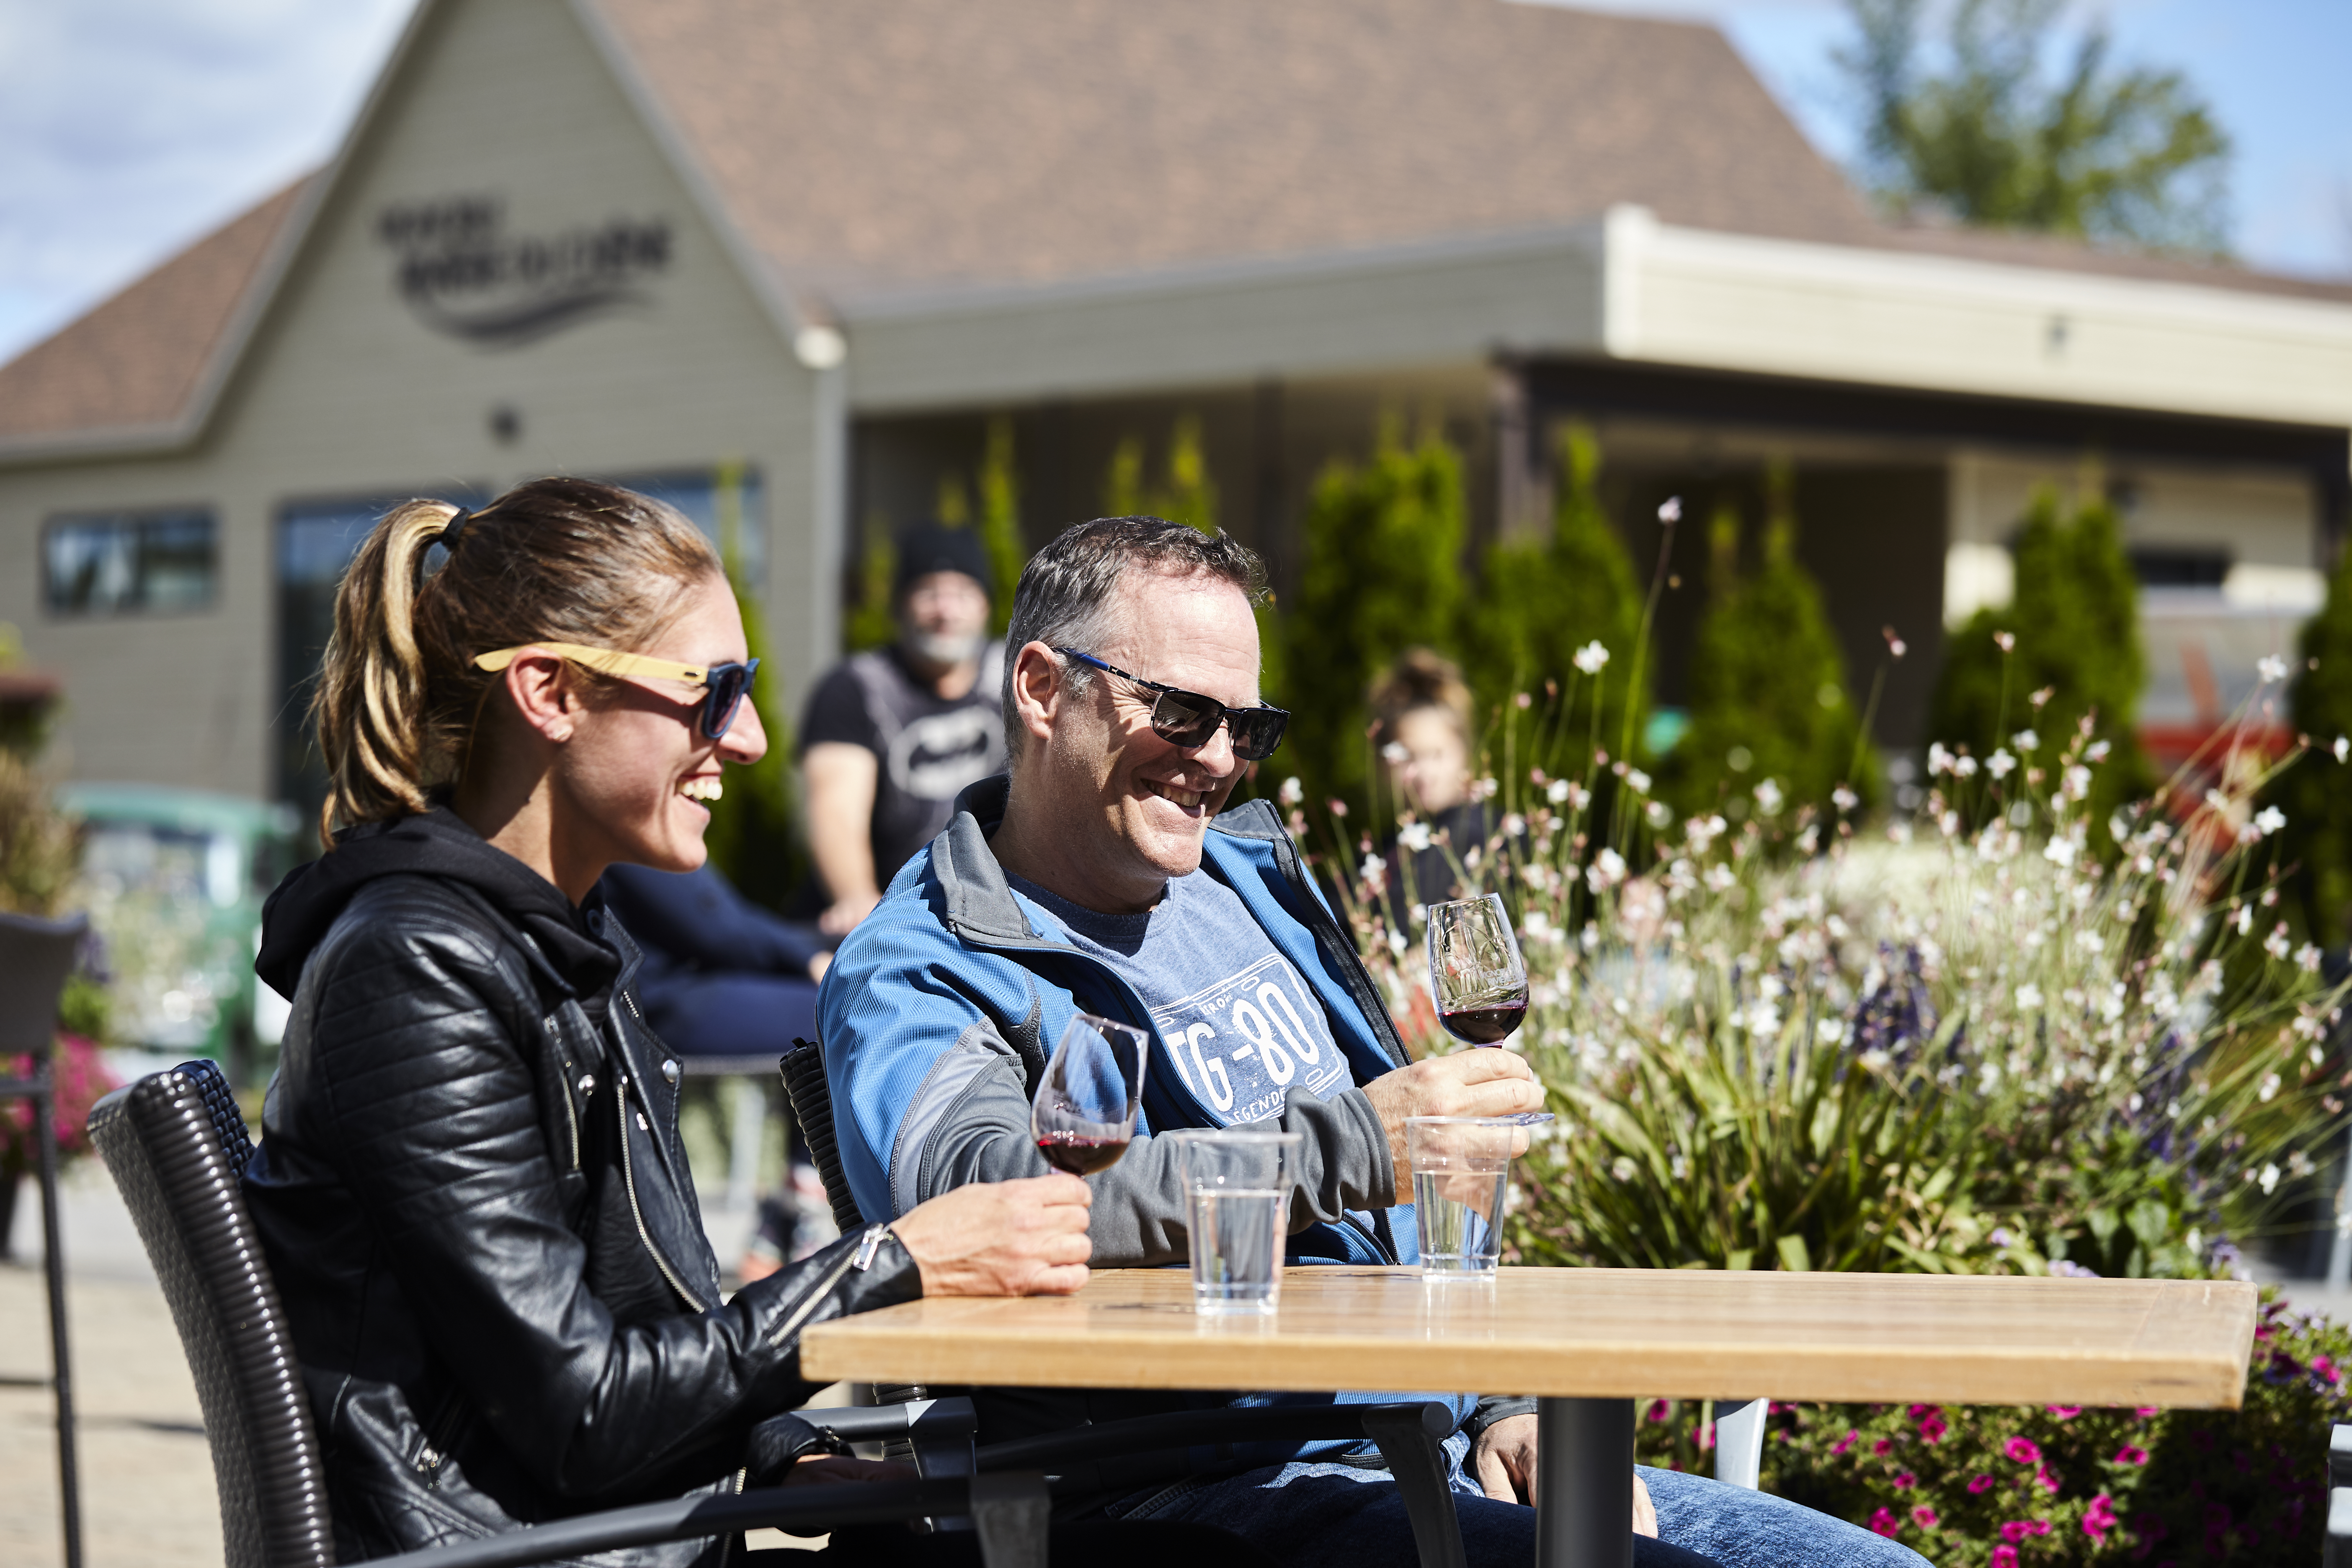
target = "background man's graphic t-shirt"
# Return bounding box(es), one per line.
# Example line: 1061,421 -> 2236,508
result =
1008,869 -> 1346,1124
799,642 -> 1006,884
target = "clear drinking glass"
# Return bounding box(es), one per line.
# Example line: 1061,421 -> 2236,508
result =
1031,1014 -> 1149,1176
1169,1128 -> 1300,1313
1425,893 -> 1528,1045
1408,1116 -> 1526,1278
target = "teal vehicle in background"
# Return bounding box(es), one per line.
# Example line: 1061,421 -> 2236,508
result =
58,783 -> 304,1088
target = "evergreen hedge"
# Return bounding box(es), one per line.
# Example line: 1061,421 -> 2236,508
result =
2276,541 -> 2352,945
1665,465 -> 1868,822
1929,485 -> 2150,832
701,466 -> 805,907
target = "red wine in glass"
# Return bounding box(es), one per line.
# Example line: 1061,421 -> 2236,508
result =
1437,1001 -> 1529,1045
1031,1013 -> 1150,1178
1036,1131 -> 1131,1175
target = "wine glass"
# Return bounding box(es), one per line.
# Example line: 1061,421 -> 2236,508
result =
1032,1013 -> 1150,1176
1425,893 -> 1552,1126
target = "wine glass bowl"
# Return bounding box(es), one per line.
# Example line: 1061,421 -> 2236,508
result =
1032,1013 -> 1150,1176
1426,893 -> 1529,1046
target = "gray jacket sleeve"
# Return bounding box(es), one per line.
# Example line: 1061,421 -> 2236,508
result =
907,1020 -> 1395,1267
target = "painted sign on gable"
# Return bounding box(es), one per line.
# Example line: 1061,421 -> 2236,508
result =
377,196 -> 670,349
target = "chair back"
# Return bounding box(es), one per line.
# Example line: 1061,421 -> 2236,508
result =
780,1038 -> 869,1232
88,1061 -> 334,1568
0,909 -> 87,1052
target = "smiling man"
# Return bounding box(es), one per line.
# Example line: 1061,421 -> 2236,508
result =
816,516 -> 1919,1568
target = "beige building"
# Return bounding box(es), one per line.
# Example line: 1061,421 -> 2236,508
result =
3,0 -> 2347,815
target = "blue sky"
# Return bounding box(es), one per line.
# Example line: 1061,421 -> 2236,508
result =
0,0 -> 2344,367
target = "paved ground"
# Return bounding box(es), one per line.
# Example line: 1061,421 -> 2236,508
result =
0,1164 -> 818,1568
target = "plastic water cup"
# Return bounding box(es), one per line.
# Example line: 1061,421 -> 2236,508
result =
1408,1117 -> 1524,1278
1171,1129 -> 1299,1314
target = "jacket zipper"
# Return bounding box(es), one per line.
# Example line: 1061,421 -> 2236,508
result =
615,1072 -> 709,1313
763,1230 -> 882,1349
1264,827 -> 1412,1071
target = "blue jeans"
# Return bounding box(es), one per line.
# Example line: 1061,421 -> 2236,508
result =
1105,1432 -> 1929,1568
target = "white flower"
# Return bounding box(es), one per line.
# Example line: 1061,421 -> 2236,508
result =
2253,805 -> 2286,837
1831,785 -> 1859,813
1753,778 -> 1785,815
2259,1161 -> 2282,1193
1645,800 -> 1674,829
1954,754 -> 1980,778
1278,776 -> 1303,807
1398,821 -> 1433,852
2063,765 -> 2091,802
2264,924 -> 2292,959
1381,741 -> 1410,764
2233,904 -> 2254,935
2043,837 -> 2076,867
2337,736 -> 2350,764
1939,810 -> 1961,838
2015,983 -> 2044,1010
2259,655 -> 2289,683
1572,641 -> 1612,675
1359,854 -> 1387,893
1546,778 -> 1571,805
1387,928 -> 1408,957
1927,743 -> 1954,776
1817,1018 -> 1848,1045
1657,497 -> 1683,524
2298,943 -> 2324,973
2012,729 -> 2040,753
2074,927 -> 2104,954
1522,908 -> 1553,937
1625,768 -> 1652,794
1704,863 -> 1737,892
1586,847 -> 1628,894
2086,740 -> 2111,762
1988,749 -> 2017,780
1501,813 -> 1527,838
1685,814 -> 1727,851
1611,1155 -> 1640,1182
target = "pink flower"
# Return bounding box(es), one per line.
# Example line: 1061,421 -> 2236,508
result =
2036,1465 -> 2062,1494
1991,1546 -> 2019,1568
1911,1505 -> 1938,1529
1831,1429 -> 1859,1456
1892,1472 -> 1916,1491
1868,1508 -> 1901,1538
1919,1414 -> 1948,1443
1872,1439 -> 1894,1455
2084,1493 -> 2119,1540
2001,1522 -> 2032,1544
2045,1405 -> 2082,1419
1697,1422 -> 1715,1452
2316,1355 -> 2342,1385
2134,1406 -> 2160,1419
1645,1399 -> 1670,1424
2114,1445 -> 2149,1466
2004,1437 -> 2042,1466
1968,1475 -> 1996,1494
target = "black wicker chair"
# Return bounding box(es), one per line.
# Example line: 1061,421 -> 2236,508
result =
93,1060 -> 1465,1568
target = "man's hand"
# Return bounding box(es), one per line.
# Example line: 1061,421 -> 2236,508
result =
890,1173 -> 1092,1296
1470,1416 -> 1656,1537
1361,1051 -> 1545,1196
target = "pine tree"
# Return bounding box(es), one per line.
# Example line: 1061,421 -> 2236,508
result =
1929,482 -> 2150,828
1461,422 -> 1647,771
700,463 -> 805,907
1284,424 -> 1467,807
1666,464 -> 1868,822
2275,544 -> 2352,944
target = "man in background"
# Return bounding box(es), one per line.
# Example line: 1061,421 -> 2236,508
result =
799,524 -> 1006,936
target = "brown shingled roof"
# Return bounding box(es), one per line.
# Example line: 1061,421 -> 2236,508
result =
0,179 -> 307,446
603,0 -> 1886,297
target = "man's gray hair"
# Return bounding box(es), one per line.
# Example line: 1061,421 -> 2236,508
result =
999,516 -> 1269,758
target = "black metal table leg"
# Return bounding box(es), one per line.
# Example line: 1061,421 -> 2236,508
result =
1535,1396 -> 1632,1568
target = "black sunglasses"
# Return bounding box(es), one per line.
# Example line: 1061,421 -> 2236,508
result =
1056,648 -> 1289,761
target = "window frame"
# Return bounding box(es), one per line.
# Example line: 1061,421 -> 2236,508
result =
40,506 -> 222,618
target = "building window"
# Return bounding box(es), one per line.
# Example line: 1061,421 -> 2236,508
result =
605,467 -> 766,588
42,510 -> 218,615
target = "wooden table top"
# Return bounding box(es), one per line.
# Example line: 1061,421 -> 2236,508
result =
801,1266 -> 2257,1410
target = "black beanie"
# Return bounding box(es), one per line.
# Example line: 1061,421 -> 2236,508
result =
892,524 -> 994,599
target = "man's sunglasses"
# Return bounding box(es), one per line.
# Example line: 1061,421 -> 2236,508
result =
474,642 -> 757,740
1056,648 -> 1289,761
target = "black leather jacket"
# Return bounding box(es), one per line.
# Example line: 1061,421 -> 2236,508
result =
245,812 -> 921,1565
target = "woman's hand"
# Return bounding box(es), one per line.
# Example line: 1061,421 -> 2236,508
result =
890,1173 -> 1092,1296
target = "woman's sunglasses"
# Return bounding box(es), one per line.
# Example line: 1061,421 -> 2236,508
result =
474,642 -> 757,740
1056,648 -> 1288,761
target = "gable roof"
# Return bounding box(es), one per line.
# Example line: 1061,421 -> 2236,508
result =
0,179 -> 308,447
4,0 -> 2347,451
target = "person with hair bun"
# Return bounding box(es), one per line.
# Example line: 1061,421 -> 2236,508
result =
1369,647 -> 1488,911
240,478 -> 1096,1566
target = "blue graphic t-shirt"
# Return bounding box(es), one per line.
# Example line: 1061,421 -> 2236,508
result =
1008,869 -> 1348,1125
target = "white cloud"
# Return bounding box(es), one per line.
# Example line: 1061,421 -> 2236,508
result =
0,0 -> 413,360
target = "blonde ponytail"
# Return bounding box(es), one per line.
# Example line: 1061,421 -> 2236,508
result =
308,480 -> 720,849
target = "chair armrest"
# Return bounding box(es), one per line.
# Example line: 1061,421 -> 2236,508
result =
2328,1487 -> 2352,1568
972,1400 -> 1450,1471
804,1395 -> 976,1477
